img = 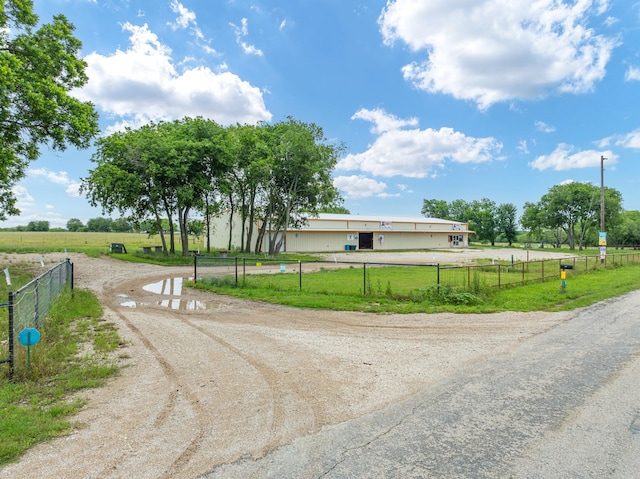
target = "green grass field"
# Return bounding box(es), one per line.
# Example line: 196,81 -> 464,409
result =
194,257 -> 640,313
1,288 -> 121,465
0,231 -> 205,257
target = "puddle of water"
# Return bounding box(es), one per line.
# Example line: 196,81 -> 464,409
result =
119,277 -> 209,310
157,299 -> 209,310
143,277 -> 184,295
120,300 -> 154,308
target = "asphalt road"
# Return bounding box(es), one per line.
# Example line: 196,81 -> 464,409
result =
202,291 -> 640,479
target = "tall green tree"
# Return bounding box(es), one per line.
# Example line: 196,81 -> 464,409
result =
611,210 -> 640,248
256,119 -> 344,255
161,118 -> 231,255
110,217 -> 133,232
468,198 -> 498,245
82,125 -> 169,250
66,218 -> 84,231
319,204 -> 350,214
0,1 -> 99,220
520,201 -> 546,243
86,217 -> 112,232
448,199 -> 472,224
220,123 -> 269,253
421,199 -> 450,219
496,203 -> 518,246
522,182 -> 622,250
83,118 -> 231,255
26,220 -> 49,231
421,198 -> 518,245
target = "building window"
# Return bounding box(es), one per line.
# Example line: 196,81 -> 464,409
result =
448,235 -> 464,246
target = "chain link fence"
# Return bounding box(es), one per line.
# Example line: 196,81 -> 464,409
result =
1,259 -> 74,380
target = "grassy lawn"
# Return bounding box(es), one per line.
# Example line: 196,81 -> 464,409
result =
194,260 -> 640,313
0,231 -> 205,258
0,288 -> 122,466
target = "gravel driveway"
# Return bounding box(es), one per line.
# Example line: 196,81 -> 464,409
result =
0,249 -> 580,479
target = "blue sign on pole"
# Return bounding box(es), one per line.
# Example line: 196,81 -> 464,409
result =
19,328 -> 41,347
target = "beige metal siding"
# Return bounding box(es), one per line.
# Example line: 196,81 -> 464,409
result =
370,232 -> 451,250
286,231 -> 349,252
285,230 -> 462,252
208,213 -> 244,250
207,212 -> 472,253
300,218 -> 348,230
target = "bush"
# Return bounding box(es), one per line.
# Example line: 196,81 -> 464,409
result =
416,284 -> 483,305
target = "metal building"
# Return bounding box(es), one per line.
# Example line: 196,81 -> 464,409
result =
208,213 -> 472,253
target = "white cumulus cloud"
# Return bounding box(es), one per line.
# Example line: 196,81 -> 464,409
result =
351,108 -> 418,134
625,66 -> 640,81
169,1 -> 196,30
338,108 -> 502,178
27,168 -> 83,197
12,185 -> 33,204
615,128 -> 640,149
29,168 -> 71,185
379,0 -> 617,109
535,121 -> 556,133
77,23 -> 271,132
230,18 -> 264,56
529,144 -> 616,170
333,175 -> 389,199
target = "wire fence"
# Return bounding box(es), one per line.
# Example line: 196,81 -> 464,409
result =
439,252 -> 640,289
1,259 -> 74,380
193,252 -> 640,296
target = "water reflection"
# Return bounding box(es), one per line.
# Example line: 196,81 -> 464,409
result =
157,299 -> 209,310
143,277 -> 183,295
119,277 -> 209,310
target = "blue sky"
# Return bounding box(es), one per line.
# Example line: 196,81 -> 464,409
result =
7,0 -> 640,228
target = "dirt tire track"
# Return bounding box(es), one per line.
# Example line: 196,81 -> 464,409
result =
105,306 -> 213,479
174,312 -> 327,444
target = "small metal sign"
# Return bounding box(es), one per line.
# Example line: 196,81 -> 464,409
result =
19,328 -> 41,347
19,328 -> 41,375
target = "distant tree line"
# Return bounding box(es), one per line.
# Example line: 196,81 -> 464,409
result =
1,217 -> 206,235
2,217 -> 132,232
66,217 -> 132,232
82,117 -> 344,256
421,198 -> 519,246
424,182 -> 640,250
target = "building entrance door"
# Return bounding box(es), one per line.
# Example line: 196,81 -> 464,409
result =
359,232 -> 373,249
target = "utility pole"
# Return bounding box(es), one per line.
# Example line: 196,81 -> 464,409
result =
600,155 -> 607,263
600,155 -> 606,232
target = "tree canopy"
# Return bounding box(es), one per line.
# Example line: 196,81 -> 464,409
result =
611,210 -> 640,248
521,182 -> 622,250
82,117 -> 343,255
421,197 -> 518,245
0,0 -> 99,220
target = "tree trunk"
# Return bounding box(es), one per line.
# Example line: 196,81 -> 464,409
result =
178,206 -> 191,256
227,192 -> 235,252
153,211 -> 168,254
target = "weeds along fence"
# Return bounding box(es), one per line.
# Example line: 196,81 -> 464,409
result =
1,259 -> 73,380
193,252 -> 640,297
438,252 -> 640,290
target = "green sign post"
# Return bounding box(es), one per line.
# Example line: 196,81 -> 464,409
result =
18,328 -> 41,376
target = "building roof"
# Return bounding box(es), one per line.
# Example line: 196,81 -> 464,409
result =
311,213 -> 462,225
